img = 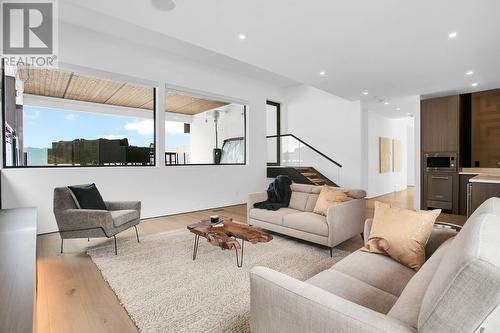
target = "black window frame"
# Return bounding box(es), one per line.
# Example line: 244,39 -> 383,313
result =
266,100 -> 281,166
1,61 -> 157,169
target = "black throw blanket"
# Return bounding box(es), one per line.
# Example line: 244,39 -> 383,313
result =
254,175 -> 292,211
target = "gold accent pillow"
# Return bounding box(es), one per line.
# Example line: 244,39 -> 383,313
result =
313,186 -> 348,216
362,201 -> 440,270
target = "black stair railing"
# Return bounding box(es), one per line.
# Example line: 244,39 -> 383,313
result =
266,134 -> 342,168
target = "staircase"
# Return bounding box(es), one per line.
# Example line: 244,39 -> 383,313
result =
267,166 -> 338,187
266,133 -> 342,187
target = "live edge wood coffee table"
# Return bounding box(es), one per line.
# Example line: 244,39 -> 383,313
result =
187,218 -> 273,267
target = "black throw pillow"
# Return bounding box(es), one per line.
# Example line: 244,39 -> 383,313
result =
68,183 -> 107,210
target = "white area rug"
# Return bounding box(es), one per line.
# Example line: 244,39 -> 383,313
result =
87,228 -> 349,333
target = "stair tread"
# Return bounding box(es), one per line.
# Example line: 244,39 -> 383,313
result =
267,166 -> 338,187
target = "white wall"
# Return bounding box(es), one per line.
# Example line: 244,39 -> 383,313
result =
283,85 -> 362,189
1,23 -> 285,234
407,121 -> 415,186
413,103 -> 422,210
360,95 -> 420,203
366,112 -> 410,198
190,104 -> 245,163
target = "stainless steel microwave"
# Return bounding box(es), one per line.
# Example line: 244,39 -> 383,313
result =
425,152 -> 457,172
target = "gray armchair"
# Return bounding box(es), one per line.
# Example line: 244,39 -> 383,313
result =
53,187 -> 141,255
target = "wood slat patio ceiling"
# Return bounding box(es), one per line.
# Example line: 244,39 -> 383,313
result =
18,66 -> 228,115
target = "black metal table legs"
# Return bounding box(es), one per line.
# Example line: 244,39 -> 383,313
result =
235,239 -> 245,268
192,234 -> 200,260
191,235 -> 245,268
134,225 -> 140,243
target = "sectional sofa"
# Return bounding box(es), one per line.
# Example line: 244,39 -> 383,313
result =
250,197 -> 500,333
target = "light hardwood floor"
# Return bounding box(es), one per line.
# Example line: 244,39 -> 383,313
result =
35,187 -> 464,333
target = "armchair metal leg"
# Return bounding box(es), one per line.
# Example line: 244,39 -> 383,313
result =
330,247 -> 333,257
88,237 -> 90,242
114,235 -> 117,255
134,225 -> 140,243
60,239 -> 64,253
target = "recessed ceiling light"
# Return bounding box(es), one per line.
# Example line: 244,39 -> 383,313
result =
238,34 -> 246,40
363,91 -> 368,96
384,101 -> 389,105
472,82 -> 478,87
448,32 -> 458,39
466,71 -> 474,76
396,107 -> 401,111
319,71 -> 326,76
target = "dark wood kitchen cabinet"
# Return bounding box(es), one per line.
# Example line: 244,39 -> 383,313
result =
468,181 -> 500,216
471,89 -> 500,168
421,95 -> 461,213
421,95 -> 460,153
422,172 -> 459,214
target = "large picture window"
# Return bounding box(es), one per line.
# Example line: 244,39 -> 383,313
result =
164,90 -> 246,165
2,63 -> 155,167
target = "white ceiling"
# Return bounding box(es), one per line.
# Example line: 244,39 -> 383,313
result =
362,96 -> 419,119
62,0 -> 500,101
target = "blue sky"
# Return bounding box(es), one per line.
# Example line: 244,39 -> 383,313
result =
23,106 -> 189,149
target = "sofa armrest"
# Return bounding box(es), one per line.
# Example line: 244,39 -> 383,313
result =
326,198 -> 365,247
247,192 -> 268,224
105,201 -> 141,213
250,266 -> 415,333
57,209 -> 114,236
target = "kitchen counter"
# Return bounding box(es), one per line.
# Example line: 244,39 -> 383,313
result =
460,168 -> 500,175
470,174 -> 500,184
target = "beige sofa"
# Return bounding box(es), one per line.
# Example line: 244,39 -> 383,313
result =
250,197 -> 500,333
248,183 -> 366,255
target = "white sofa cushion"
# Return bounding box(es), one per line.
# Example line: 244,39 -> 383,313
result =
283,212 -> 328,236
110,209 -> 139,227
249,208 -> 300,226
304,193 -> 320,212
332,250 -> 415,297
288,191 -> 309,211
290,183 -> 322,194
306,269 -> 398,314
289,184 -> 322,212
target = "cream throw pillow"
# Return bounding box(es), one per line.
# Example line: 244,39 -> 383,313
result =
362,201 -> 441,270
313,186 -> 348,216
